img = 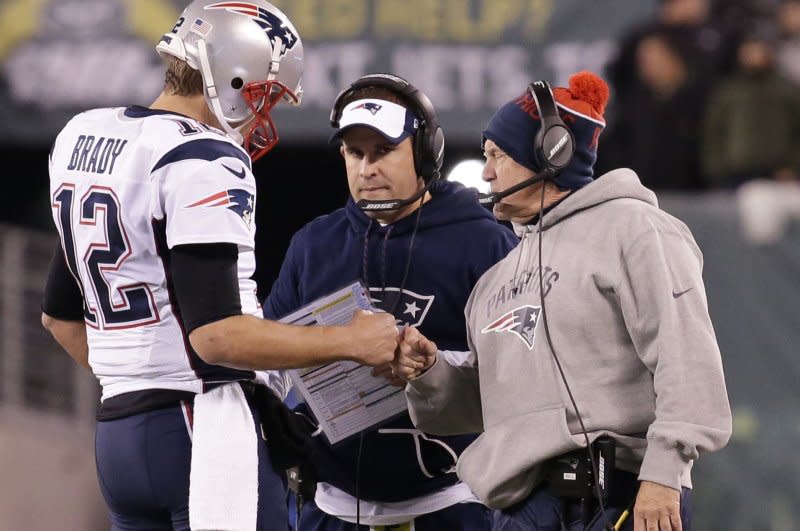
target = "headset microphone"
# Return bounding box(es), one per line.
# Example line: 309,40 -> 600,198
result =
357,180 -> 431,212
477,169 -> 554,206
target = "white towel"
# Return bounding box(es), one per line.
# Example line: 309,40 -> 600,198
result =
189,383 -> 259,531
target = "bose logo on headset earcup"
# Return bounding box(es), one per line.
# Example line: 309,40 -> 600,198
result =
330,73 -> 445,182
548,131 -> 571,162
529,81 -> 575,172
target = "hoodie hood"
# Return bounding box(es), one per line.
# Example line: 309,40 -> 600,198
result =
512,168 -> 657,236
345,179 -> 497,236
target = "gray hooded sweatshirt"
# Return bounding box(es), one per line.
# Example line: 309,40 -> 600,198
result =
406,168 -> 732,509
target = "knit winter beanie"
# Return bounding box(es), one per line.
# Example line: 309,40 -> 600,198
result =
482,71 -> 610,190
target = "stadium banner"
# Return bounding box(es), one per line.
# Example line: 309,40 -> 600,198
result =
0,0 -> 656,144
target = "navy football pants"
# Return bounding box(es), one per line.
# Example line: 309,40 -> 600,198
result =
94,400 -> 290,530
492,471 -> 692,531
296,496 -> 492,531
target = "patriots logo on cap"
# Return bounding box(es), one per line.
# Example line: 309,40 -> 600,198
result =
185,188 -> 255,227
353,102 -> 383,115
481,305 -> 541,349
369,287 -> 434,327
206,2 -> 298,55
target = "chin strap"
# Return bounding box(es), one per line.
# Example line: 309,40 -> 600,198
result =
267,36 -> 283,81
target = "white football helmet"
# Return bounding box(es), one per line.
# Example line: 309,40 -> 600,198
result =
156,0 -> 304,160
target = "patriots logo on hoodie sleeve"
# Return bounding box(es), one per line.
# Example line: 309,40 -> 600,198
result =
481,304 -> 541,349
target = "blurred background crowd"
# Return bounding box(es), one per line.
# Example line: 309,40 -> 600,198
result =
597,0 -> 800,191
0,0 -> 798,529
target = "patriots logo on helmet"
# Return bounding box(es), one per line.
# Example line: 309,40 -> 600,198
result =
185,188 -> 255,227
206,2 -> 298,55
369,287 -> 434,327
353,102 -> 382,115
481,305 -> 541,349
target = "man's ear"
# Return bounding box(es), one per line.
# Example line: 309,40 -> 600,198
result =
339,144 -> 346,159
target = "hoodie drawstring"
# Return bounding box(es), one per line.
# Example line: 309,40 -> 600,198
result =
361,218 -> 374,292
390,201 -> 424,315
359,196 -> 426,317
380,226 -> 392,300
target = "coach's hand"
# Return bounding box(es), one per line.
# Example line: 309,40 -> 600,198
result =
346,310 -> 399,367
392,326 -> 437,381
372,363 -> 406,387
634,480 -> 682,531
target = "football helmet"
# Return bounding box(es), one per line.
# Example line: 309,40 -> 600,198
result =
156,0 -> 304,160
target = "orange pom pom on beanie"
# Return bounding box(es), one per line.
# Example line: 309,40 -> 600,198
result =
482,71 -> 610,189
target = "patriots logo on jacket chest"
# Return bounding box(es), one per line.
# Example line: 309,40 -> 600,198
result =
370,287 -> 434,327
481,304 -> 541,349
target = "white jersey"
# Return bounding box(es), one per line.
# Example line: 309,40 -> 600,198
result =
48,106 -> 261,400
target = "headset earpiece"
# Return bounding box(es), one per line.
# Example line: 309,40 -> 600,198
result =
330,73 -> 444,183
529,81 -> 575,173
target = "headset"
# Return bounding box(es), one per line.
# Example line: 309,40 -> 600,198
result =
330,73 -> 445,184
529,80 -> 575,173
478,80 -> 576,206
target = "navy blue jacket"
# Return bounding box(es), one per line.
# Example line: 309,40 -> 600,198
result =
263,179 -> 517,502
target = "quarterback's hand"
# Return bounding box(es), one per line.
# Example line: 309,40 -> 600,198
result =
345,310 -> 399,367
392,326 -> 437,381
634,480 -> 682,531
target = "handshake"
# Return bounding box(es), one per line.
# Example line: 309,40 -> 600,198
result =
345,310 -> 437,386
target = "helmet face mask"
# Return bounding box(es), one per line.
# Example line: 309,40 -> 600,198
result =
156,0 -> 303,159
241,79 -> 299,160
